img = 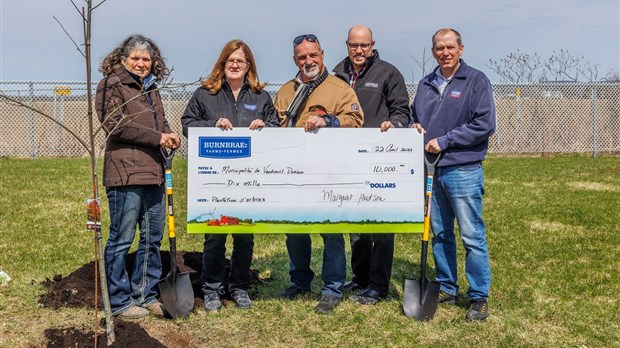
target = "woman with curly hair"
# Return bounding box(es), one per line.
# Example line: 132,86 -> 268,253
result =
96,34 -> 181,319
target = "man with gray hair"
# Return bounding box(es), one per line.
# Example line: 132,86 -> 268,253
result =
274,33 -> 363,314
410,28 -> 496,321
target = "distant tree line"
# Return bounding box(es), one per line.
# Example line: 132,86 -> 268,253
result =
487,49 -> 619,83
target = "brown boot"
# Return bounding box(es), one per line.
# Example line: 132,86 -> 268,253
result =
117,305 -> 149,319
145,302 -> 165,317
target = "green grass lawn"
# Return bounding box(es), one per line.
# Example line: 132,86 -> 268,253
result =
0,154 -> 619,347
187,222 -> 424,234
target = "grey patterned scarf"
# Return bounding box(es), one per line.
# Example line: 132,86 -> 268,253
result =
285,68 -> 329,127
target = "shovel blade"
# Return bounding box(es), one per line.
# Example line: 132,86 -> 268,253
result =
158,271 -> 194,319
403,278 -> 440,320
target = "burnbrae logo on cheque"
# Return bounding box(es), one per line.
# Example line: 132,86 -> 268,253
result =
199,136 -> 251,159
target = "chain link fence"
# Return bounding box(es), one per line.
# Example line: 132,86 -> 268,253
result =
1,81 -> 618,158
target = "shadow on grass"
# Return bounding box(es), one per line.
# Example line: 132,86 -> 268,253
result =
39,233 -> 437,309
38,233 -> 449,346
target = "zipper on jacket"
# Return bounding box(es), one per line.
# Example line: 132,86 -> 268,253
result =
426,80 -> 443,102
144,90 -> 160,131
225,84 -> 240,125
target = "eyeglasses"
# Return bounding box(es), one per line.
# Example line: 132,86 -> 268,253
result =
347,42 -> 373,50
293,34 -> 319,46
224,59 -> 249,68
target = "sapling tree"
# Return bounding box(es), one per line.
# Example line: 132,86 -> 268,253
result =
0,0 -> 194,345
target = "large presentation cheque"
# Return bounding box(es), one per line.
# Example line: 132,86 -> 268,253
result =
187,128 -> 424,234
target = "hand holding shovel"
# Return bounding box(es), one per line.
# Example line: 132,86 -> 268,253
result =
403,152 -> 441,320
158,147 -> 195,319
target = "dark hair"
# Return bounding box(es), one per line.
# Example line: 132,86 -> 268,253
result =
432,28 -> 463,48
99,34 -> 168,81
202,39 -> 265,94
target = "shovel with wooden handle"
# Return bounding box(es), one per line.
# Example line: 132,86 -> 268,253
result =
403,152 -> 441,320
158,147 -> 195,319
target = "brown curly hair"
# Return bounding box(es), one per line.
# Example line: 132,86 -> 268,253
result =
202,40 -> 266,94
99,34 -> 169,81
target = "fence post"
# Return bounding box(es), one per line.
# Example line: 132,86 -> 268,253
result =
515,87 -> 521,149
591,86 -> 598,158
491,89 -> 500,150
60,94 -> 65,155
52,93 -> 58,154
166,90 -> 172,121
29,82 -> 35,159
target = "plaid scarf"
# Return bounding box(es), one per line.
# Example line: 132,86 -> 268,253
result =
285,68 -> 329,127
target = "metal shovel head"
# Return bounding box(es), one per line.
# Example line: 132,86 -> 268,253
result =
158,270 -> 194,319
403,277 -> 440,320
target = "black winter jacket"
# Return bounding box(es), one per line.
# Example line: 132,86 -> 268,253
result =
181,81 -> 279,137
333,51 -> 410,128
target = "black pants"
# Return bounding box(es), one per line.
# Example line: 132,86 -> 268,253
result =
201,233 -> 253,294
349,233 -> 394,296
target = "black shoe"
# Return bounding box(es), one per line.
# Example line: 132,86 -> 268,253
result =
314,294 -> 341,314
231,290 -> 252,309
203,291 -> 223,311
350,288 -> 384,305
438,290 -> 456,304
342,280 -> 363,292
279,285 -> 308,299
466,299 -> 489,321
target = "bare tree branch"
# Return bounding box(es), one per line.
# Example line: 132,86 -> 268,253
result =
70,0 -> 87,21
487,49 -> 603,83
602,69 -> 620,82
53,15 -> 86,58
410,47 -> 433,78
92,0 -> 107,10
545,49 -> 583,82
486,50 -> 542,83
581,61 -> 599,82
0,94 -> 90,152
94,78 -> 201,139
1,1 -> 116,343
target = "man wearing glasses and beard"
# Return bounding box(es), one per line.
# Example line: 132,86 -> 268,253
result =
333,25 -> 410,306
274,33 -> 363,314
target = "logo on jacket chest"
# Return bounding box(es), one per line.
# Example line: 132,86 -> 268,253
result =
364,82 -> 379,88
449,90 -> 462,98
243,103 -> 257,111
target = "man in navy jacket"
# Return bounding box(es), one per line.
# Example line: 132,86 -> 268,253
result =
333,25 -> 410,305
410,28 -> 496,321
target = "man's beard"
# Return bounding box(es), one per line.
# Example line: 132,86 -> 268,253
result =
302,64 -> 320,80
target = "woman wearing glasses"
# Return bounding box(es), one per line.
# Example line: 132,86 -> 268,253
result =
181,39 -> 278,312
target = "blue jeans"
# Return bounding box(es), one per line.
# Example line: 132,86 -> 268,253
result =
104,185 -> 165,315
430,163 -> 491,300
285,234 -> 346,298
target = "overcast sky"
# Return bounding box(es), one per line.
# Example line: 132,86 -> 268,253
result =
1,0 -> 618,83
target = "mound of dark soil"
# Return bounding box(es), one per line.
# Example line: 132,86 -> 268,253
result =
39,250 -> 270,347
39,251 -> 202,309
40,250 -> 268,309
44,320 -> 165,348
